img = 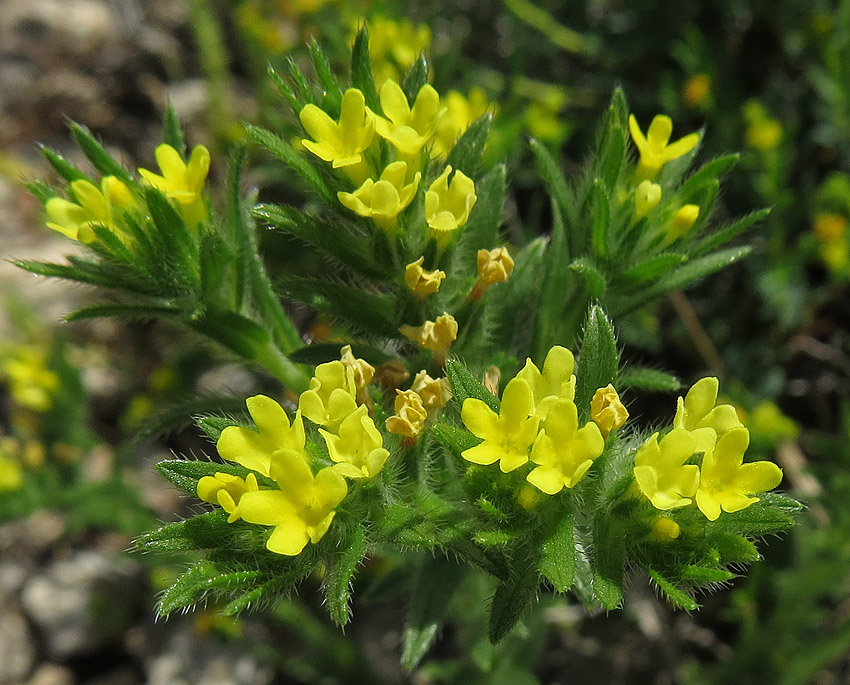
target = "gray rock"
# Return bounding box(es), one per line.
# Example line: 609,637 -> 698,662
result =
21,550 -> 141,659
0,611 -> 36,684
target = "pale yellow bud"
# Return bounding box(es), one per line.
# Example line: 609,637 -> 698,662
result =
634,180 -> 662,219
411,370 -> 452,415
667,204 -> 700,242
651,517 -> 681,541
339,345 -> 375,405
470,247 -> 514,299
590,384 -> 629,438
404,257 -> 446,297
374,359 -> 410,391
399,313 -> 458,360
386,389 -> 427,440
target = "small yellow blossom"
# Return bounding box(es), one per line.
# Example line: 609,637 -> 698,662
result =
138,144 -> 210,225
375,81 -> 444,157
515,345 -> 576,420
404,257 -> 446,297
820,239 -> 850,271
298,360 -> 358,430
399,313 -> 458,360
217,395 -> 306,478
299,89 -> 375,169
633,429 -> 700,510
651,517 -> 681,541
461,377 -> 539,473
433,87 -> 491,157
366,17 -> 432,86
813,212 -> 847,242
0,441 -> 23,492
695,427 -> 783,521
385,389 -> 427,440
634,180 -> 662,219
591,384 -> 629,438
1,345 -> 60,413
666,204 -> 700,243
425,166 -> 477,241
235,451 -> 348,555
321,405 -> 390,479
742,100 -> 782,152
470,247 -> 514,300
517,485 -> 541,511
339,345 -> 374,405
749,401 -> 798,442
411,370 -> 452,415
682,73 -> 711,108
45,176 -> 135,243
197,472 -> 259,522
21,441 -> 45,468
629,114 -> 699,180
527,398 -> 604,494
338,161 -> 420,229
673,377 -> 743,454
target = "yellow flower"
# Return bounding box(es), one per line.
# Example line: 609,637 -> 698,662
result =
217,395 -> 306,478
651,517 -> 681,541
743,100 -> 782,152
1,345 -> 60,413
820,239 -> 850,271
461,377 -> 539,473
337,161 -> 420,229
411,370 -> 452,415
399,313 -> 458,359
138,144 -> 210,225
749,401 -> 799,442
299,89 -> 375,169
235,451 -> 348,555
375,80 -> 444,156
385,389 -> 427,440
590,384 -> 629,438
628,114 -> 699,180
404,257 -> 446,297
320,405 -> 390,479
366,17 -> 432,86
45,176 -> 135,243
813,212 -> 847,242
682,73 -> 711,108
666,204 -> 700,242
633,429 -> 700,510
425,166 -> 477,241
197,472 -> 259,522
673,377 -> 743,454
339,345 -> 374,405
0,441 -> 23,492
695,427 -> 783,521
634,180 -> 662,219
515,345 -> 576,420
527,398 -> 604,494
298,360 -> 358,430
470,247 -> 514,300
433,87 -> 490,157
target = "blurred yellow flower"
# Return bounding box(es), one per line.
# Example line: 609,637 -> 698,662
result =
45,176 -> 135,243
682,73 -> 711,108
651,517 -> 681,541
629,114 -> 699,180
1,345 -> 59,413
634,180 -> 662,219
813,212 -> 847,242
666,204 -> 700,242
433,87 -> 491,157
366,17 -> 431,86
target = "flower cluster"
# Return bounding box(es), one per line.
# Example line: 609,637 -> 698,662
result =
633,377 -> 783,521
460,346 -> 627,494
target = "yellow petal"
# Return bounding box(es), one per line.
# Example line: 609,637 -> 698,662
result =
266,518 -> 310,555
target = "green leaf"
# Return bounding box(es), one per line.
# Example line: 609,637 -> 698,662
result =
145,189 -> 199,286
196,415 -> 241,443
570,257 -> 607,298
69,123 -> 133,184
646,568 -> 699,610
620,253 -> 687,284
245,124 -> 335,205
575,305 -> 619,417
489,548 -> 540,644
596,113 -> 626,191
133,396 -> 248,442
432,422 -> 483,456
589,180 -> 609,258
309,37 -> 343,113
39,145 -> 89,183
161,104 -> 186,156
530,139 -> 573,254
676,154 -> 739,200
134,511 -> 264,553
402,557 -> 465,669
445,114 -> 492,177
591,514 -> 624,610
286,55 -> 317,107
691,209 -> 770,257
324,525 -> 366,626
710,533 -> 760,564
539,511 -> 575,593
279,278 -> 397,336
402,54 -> 429,103
618,366 -> 681,392
351,26 -> 381,114
190,311 -> 272,359
268,64 -> 300,113
707,494 -> 799,537
157,560 -> 264,616
679,565 -> 734,584
534,200 -> 572,354
156,459 -> 255,494
13,259 -> 158,295
65,303 -> 181,322
445,358 -> 500,412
